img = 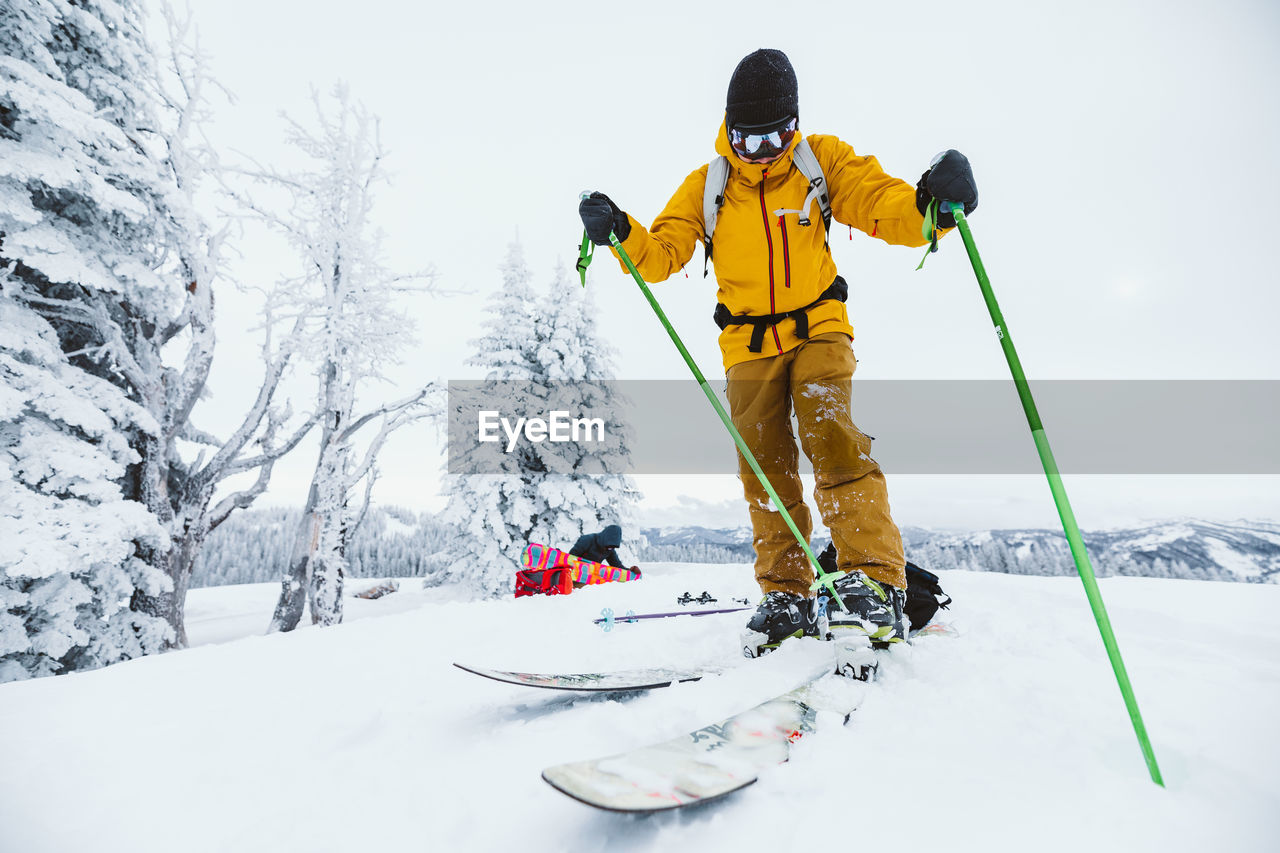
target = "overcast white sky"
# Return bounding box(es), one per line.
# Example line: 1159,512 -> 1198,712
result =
175,0 -> 1280,530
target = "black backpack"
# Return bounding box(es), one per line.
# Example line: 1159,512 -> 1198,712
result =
816,543 -> 951,633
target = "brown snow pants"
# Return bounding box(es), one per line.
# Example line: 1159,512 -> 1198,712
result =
725,332 -> 906,597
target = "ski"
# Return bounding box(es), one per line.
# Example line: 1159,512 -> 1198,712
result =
459,622 -> 954,695
452,662 -> 714,692
540,641 -> 880,813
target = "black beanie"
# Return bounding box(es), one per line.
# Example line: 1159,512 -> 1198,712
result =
725,49 -> 798,130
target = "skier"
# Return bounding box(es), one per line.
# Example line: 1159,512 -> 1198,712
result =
569,524 -> 640,577
578,48 -> 976,653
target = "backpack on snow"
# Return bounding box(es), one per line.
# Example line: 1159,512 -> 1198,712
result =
514,567 -> 572,598
902,562 -> 951,632
816,542 -> 952,633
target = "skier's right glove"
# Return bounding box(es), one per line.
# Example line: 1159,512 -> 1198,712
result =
915,149 -> 978,229
578,192 -> 631,246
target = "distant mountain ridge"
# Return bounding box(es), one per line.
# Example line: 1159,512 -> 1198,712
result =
641,520 -> 1280,584
194,512 -> 1278,588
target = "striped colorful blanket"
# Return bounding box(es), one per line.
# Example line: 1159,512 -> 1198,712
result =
521,542 -> 641,587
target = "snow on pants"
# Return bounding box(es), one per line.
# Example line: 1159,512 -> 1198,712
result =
725,332 -> 906,598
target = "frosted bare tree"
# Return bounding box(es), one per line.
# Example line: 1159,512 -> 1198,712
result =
231,87 -> 437,631
2,2 -> 314,658
140,8 -> 319,645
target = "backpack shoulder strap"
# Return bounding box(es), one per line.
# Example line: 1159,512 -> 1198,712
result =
790,138 -> 833,240
702,142 -> 830,273
701,156 -> 730,277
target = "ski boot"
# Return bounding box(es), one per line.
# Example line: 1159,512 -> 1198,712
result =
740,591 -> 825,658
826,570 -> 907,649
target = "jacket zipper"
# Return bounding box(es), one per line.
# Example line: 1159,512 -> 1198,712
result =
758,177 -> 783,354
780,217 -> 791,289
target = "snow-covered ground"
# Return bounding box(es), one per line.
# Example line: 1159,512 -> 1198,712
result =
1,564 -> 1278,852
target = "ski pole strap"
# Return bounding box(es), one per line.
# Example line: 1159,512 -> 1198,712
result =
712,276 -> 848,353
915,198 -> 941,270
576,231 -> 594,286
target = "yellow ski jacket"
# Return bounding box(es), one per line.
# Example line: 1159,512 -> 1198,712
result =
612,121 -> 938,371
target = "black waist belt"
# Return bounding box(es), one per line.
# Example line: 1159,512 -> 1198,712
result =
713,276 -> 848,353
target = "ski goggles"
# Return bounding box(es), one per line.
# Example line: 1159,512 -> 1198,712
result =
729,116 -> 798,162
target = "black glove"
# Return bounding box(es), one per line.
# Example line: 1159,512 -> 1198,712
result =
578,191 -> 631,246
915,149 -> 978,229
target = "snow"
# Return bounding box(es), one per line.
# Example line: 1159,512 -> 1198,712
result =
1127,525 -> 1201,549
1,564 -> 1279,852
380,515 -> 417,539
1203,537 -> 1264,580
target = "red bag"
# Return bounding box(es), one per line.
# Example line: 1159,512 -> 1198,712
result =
514,567 -> 573,598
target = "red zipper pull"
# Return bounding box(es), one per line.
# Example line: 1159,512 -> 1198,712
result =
870,220 -> 878,238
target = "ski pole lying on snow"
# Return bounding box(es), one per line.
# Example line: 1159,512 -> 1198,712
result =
595,606 -> 753,630
943,200 -> 1164,787
576,199 -> 845,612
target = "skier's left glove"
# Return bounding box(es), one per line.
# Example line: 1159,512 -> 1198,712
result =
915,149 -> 978,229
579,192 -> 631,246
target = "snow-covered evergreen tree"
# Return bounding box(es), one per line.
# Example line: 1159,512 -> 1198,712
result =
0,291 -> 169,681
529,261 -> 639,555
464,242 -> 543,381
231,88 -> 435,631
440,249 -> 638,596
439,244 -> 543,596
1,1 -> 313,654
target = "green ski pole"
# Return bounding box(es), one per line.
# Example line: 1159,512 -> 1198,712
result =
942,201 -> 1164,787
577,210 -> 845,611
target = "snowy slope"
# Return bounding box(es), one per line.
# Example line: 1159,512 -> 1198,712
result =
1,564 -> 1278,852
